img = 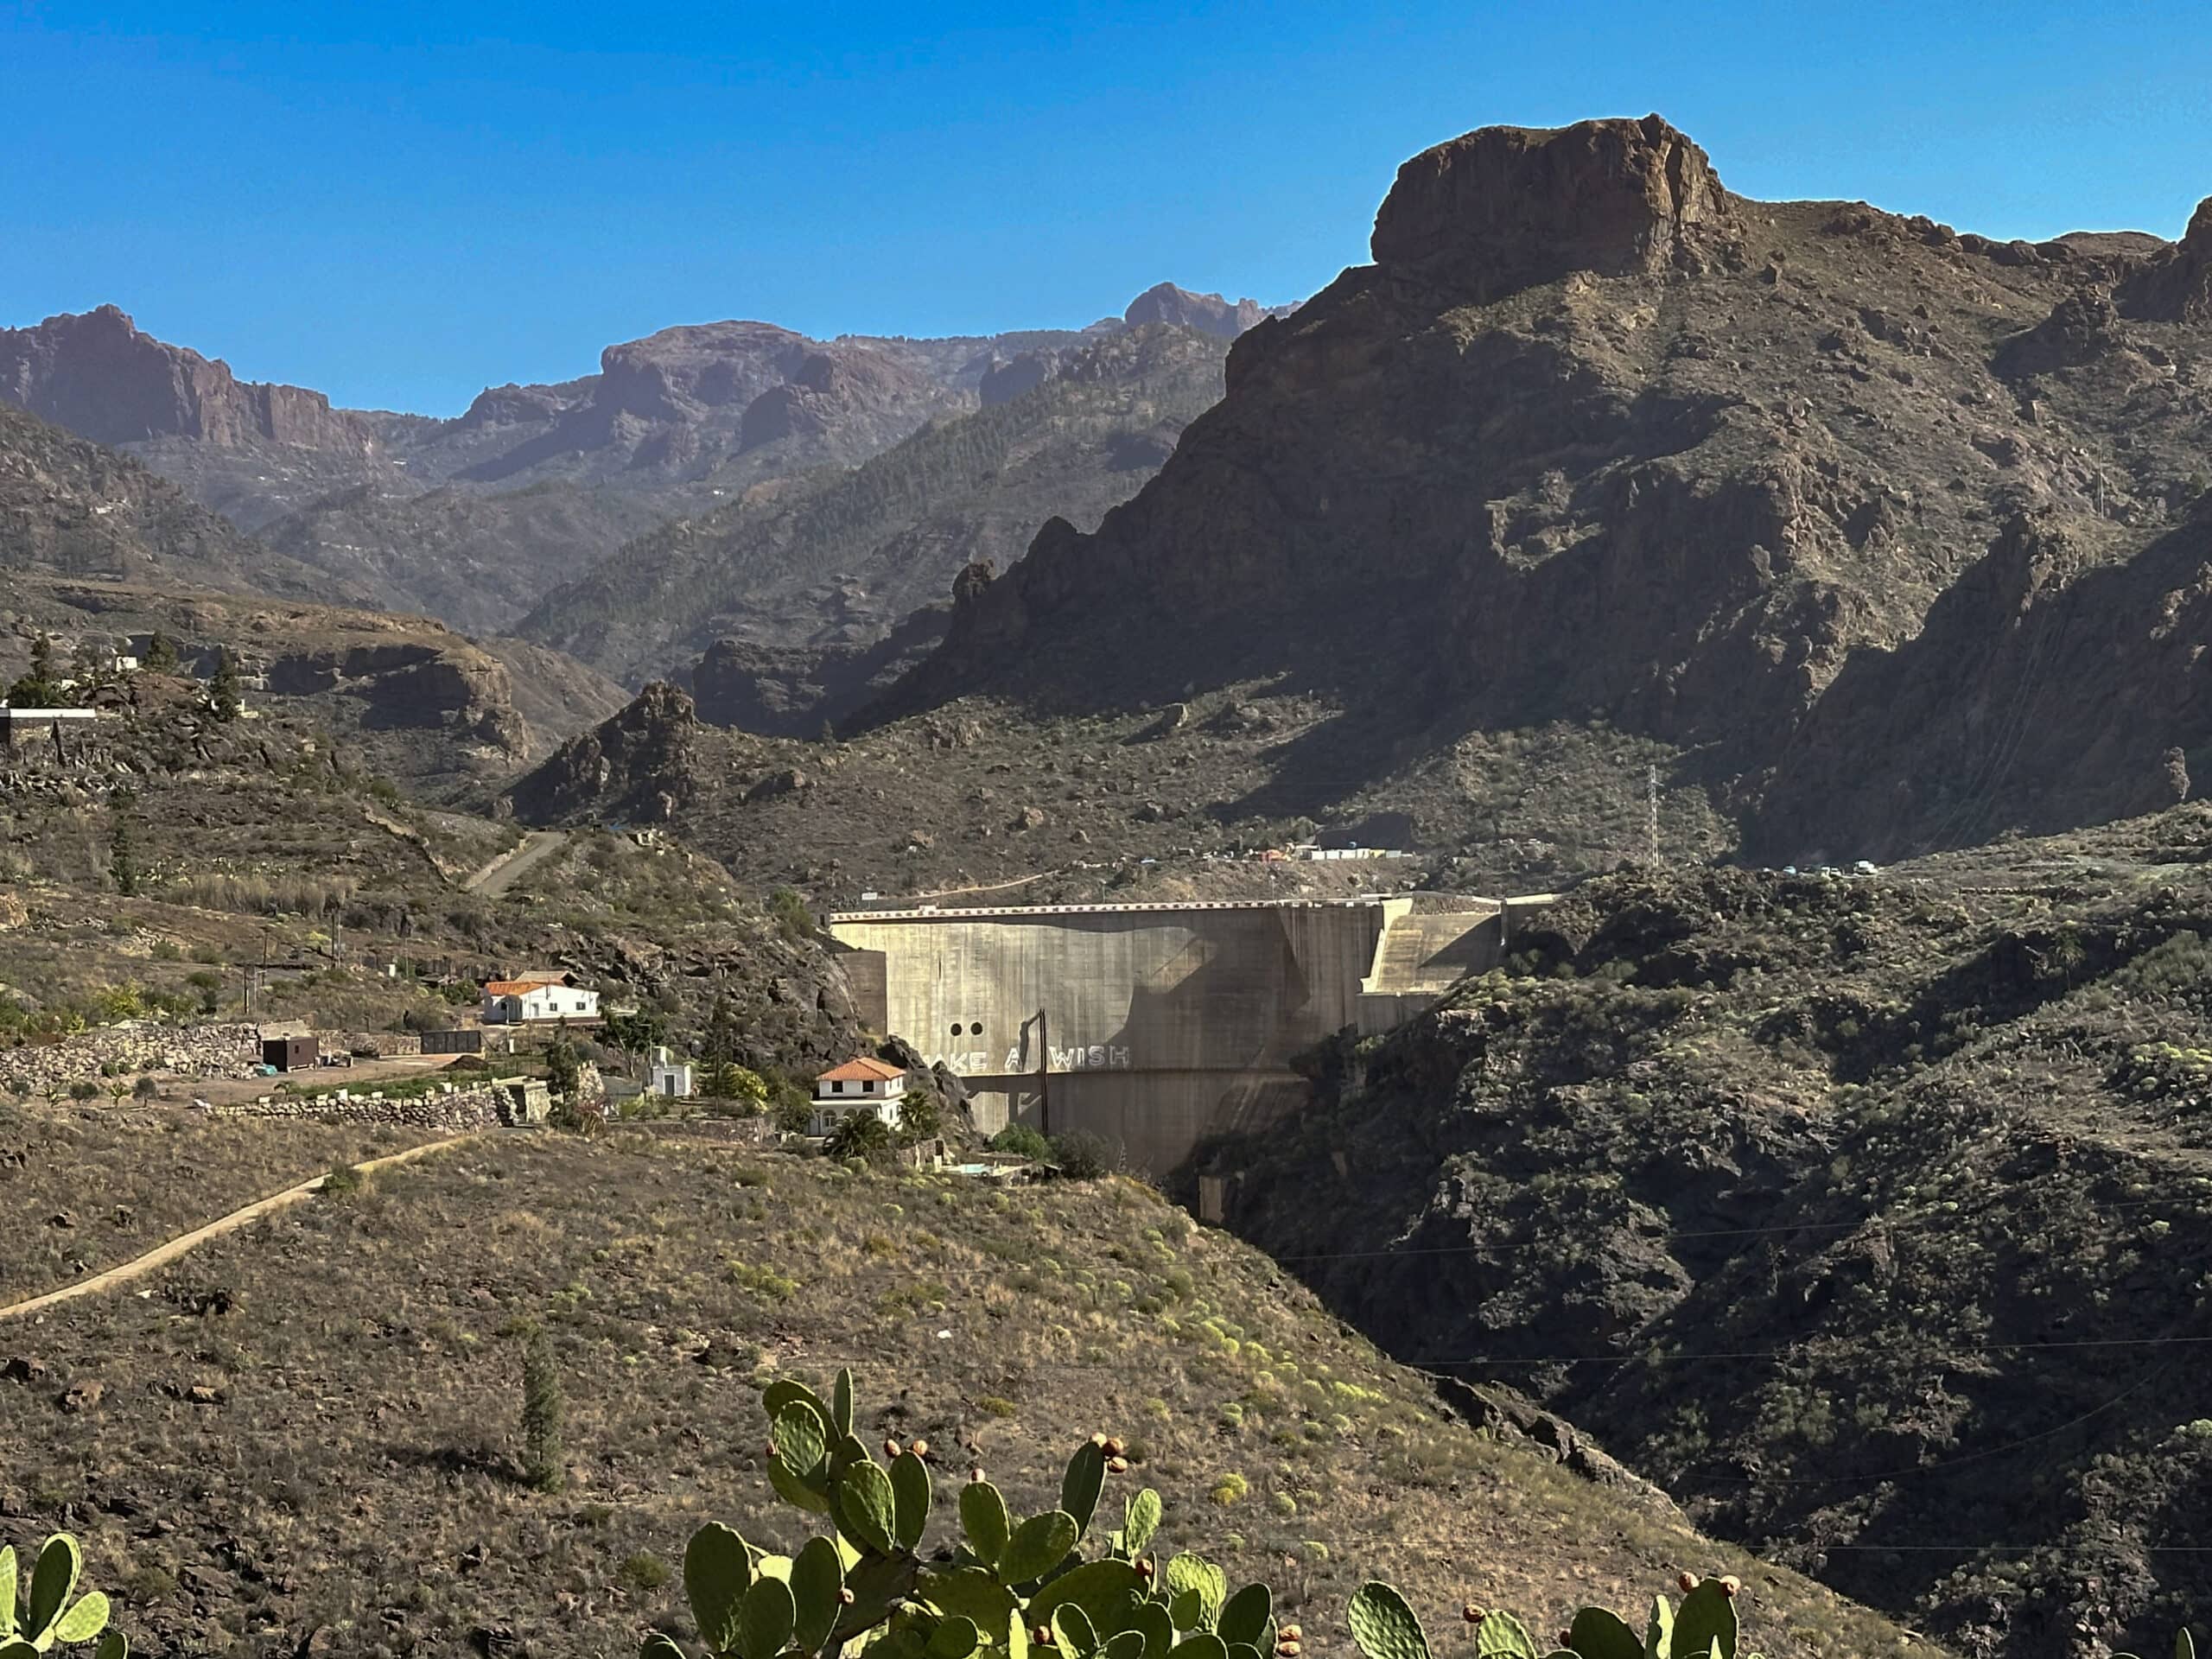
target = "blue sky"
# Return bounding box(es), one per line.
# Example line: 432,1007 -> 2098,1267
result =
5,1 -> 2209,414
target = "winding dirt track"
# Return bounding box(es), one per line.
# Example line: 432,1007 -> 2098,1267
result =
0,1134 -> 483,1322
464,830 -> 567,895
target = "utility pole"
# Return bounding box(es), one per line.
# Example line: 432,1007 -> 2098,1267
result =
1646,763 -> 1661,869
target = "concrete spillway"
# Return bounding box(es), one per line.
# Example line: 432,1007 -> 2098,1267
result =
828,895 -> 1551,1173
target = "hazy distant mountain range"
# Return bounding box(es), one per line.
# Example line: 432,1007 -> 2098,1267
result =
0,283 -> 1287,645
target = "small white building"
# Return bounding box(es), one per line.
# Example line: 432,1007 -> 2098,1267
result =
810,1057 -> 906,1136
481,971 -> 600,1025
646,1045 -> 695,1100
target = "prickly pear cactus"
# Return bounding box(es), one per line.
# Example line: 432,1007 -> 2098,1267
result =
0,1533 -> 129,1657
651,1373 -> 2076,1659
645,1370 -> 1199,1659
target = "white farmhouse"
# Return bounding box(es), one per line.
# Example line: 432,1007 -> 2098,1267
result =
481,971 -> 600,1025
646,1046 -> 695,1100
810,1056 -> 906,1136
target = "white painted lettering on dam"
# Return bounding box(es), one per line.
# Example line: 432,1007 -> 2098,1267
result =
922,1045 -> 1134,1076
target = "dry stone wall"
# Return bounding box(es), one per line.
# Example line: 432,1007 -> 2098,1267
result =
0,1023 -> 259,1097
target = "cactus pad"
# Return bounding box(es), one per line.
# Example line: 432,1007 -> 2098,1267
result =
1122,1491 -> 1162,1557
1670,1581 -> 1735,1659
892,1452 -> 932,1552
1061,1442 -> 1107,1535
959,1481 -> 1012,1570
839,1460 -> 900,1556
1000,1512 -> 1079,1585
1566,1607 -> 1643,1659
684,1522 -> 753,1652
741,1574 -> 798,1659
1475,1610 -> 1539,1659
1346,1582 -> 1430,1659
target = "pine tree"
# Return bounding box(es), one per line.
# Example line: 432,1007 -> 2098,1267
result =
545,1020 -> 581,1103
109,798 -> 139,897
701,989 -> 741,1098
208,648 -> 243,721
6,632 -> 62,708
143,631 -> 181,673
519,1323 -> 566,1493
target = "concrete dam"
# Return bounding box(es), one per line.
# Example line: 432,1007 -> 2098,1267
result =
827,895 -> 1553,1174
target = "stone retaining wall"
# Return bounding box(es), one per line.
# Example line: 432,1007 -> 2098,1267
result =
1,1024 -> 260,1097
207,1062 -> 602,1132
315,1030 -> 425,1059
207,1081 -> 511,1131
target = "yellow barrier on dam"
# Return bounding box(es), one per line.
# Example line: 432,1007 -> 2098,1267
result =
827,895 -> 1553,1173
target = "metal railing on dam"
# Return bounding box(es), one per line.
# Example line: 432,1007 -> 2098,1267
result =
825,893 -> 1554,1174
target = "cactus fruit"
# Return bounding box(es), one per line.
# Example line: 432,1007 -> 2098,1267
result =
1718,1577 -> 1740,1599
1107,1457 -> 1130,1475
1464,1605 -> 1484,1624
912,1440 -> 931,1459
1104,1437 -> 1127,1458
887,1440 -> 904,1459
1676,1574 -> 1696,1595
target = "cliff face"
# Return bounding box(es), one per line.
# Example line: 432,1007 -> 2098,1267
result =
0,306 -> 372,453
883,115 -> 2212,858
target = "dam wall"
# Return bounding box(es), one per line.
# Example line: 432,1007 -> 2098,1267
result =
829,897 -> 1541,1173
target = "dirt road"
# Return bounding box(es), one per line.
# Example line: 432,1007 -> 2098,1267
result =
0,1134 -> 484,1321
464,830 -> 566,895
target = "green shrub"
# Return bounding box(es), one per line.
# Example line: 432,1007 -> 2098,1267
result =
618,1550 -> 671,1592
1052,1128 -> 1115,1179
767,887 -> 817,943
989,1122 -> 1052,1159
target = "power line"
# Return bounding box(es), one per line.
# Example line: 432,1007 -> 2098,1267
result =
1407,1332 -> 2212,1369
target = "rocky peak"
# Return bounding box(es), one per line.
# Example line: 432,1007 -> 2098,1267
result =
509,680 -> 701,826
1370,113 -> 1740,300
0,305 -> 369,452
593,321 -> 813,423
1123,283 -> 1269,339
2118,195 -> 2212,321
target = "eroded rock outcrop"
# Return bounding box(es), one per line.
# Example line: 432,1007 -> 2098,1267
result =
1369,113 -> 1740,297
0,306 -> 372,453
2119,196 -> 2212,321
509,682 -> 700,825
1123,283 -> 1273,339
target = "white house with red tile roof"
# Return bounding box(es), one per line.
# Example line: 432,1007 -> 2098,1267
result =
482,970 -> 599,1025
810,1055 -> 907,1135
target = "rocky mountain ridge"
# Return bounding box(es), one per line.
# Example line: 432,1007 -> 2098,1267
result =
515,321 -> 1236,698
0,401 -> 624,790
874,113 -> 2212,863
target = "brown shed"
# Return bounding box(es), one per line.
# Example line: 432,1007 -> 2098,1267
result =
262,1035 -> 317,1071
